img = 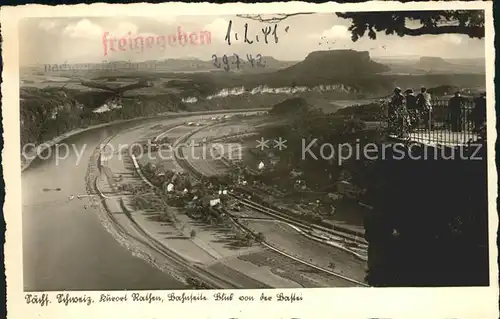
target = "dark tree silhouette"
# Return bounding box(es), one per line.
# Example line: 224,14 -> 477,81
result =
337,10 -> 485,41
238,10 -> 485,40
236,12 -> 314,23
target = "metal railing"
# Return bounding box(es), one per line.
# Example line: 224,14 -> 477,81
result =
389,98 -> 485,146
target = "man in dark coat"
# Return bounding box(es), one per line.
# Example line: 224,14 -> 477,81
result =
448,91 -> 465,132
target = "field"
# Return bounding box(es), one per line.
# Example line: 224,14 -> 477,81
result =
234,249 -> 358,287
188,121 -> 255,142
169,210 -> 264,259
228,206 -> 272,219
134,125 -> 194,172
124,201 -> 219,265
206,247 -> 359,288
205,262 -> 272,288
182,145 -> 231,176
241,220 -> 367,282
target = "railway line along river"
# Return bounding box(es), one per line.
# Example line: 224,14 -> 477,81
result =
22,109 -> 265,291
22,108 -> 359,290
22,109 -> 263,291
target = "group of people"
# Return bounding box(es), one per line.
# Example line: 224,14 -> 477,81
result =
387,86 -> 487,137
387,87 -> 433,137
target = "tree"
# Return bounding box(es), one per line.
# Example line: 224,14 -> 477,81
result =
237,10 -> 485,41
336,10 -> 484,41
236,12 -> 314,23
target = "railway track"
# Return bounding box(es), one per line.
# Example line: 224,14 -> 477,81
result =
116,197 -> 241,289
221,208 -> 368,287
173,127 -> 369,287
96,136 -> 240,290
175,129 -> 367,246
231,194 -> 367,246
230,194 -> 367,248
174,125 -> 368,246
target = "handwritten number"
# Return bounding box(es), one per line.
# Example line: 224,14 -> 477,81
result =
256,54 -> 264,67
225,20 -> 233,45
212,54 -> 221,68
247,54 -> 255,67
226,22 -> 281,45
261,26 -> 271,44
244,23 -> 253,44
234,54 -> 240,69
272,24 -> 279,43
222,55 -> 229,72
213,53 -> 263,70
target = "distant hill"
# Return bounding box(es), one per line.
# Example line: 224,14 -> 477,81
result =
448,58 -> 485,66
373,56 -> 485,75
182,50 -> 485,96
415,56 -> 484,74
141,56 -> 297,73
21,50 -> 486,98
276,50 -> 389,80
427,85 -> 461,96
250,50 -> 392,93
414,56 -> 455,72
233,56 -> 298,74
426,84 -> 483,97
23,56 -> 295,76
259,56 -> 297,69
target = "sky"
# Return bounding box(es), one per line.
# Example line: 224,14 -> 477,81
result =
19,13 -> 486,65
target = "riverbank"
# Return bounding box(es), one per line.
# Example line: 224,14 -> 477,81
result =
22,125 -> 187,291
21,108 -> 269,172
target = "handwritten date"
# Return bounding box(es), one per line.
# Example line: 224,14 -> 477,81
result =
212,53 -> 265,71
225,20 -> 287,45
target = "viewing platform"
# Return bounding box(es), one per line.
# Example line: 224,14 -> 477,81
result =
387,98 -> 485,147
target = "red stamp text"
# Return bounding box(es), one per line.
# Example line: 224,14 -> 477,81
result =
103,26 -> 211,56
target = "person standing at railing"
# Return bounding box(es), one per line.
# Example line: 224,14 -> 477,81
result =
448,91 -> 465,132
404,88 -> 418,129
388,87 -> 409,137
470,92 -> 487,133
416,87 -> 432,130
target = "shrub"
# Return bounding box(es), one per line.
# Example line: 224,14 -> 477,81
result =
255,232 -> 266,242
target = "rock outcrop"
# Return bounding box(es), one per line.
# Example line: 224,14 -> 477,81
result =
277,50 -> 390,79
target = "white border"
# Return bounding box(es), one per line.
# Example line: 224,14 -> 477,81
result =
2,2 -> 498,319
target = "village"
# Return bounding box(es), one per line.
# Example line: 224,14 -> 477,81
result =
118,130 -> 369,248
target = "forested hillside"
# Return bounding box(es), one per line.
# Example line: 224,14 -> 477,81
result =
20,87 -> 186,146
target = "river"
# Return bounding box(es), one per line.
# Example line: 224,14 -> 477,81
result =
22,120 -> 186,291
